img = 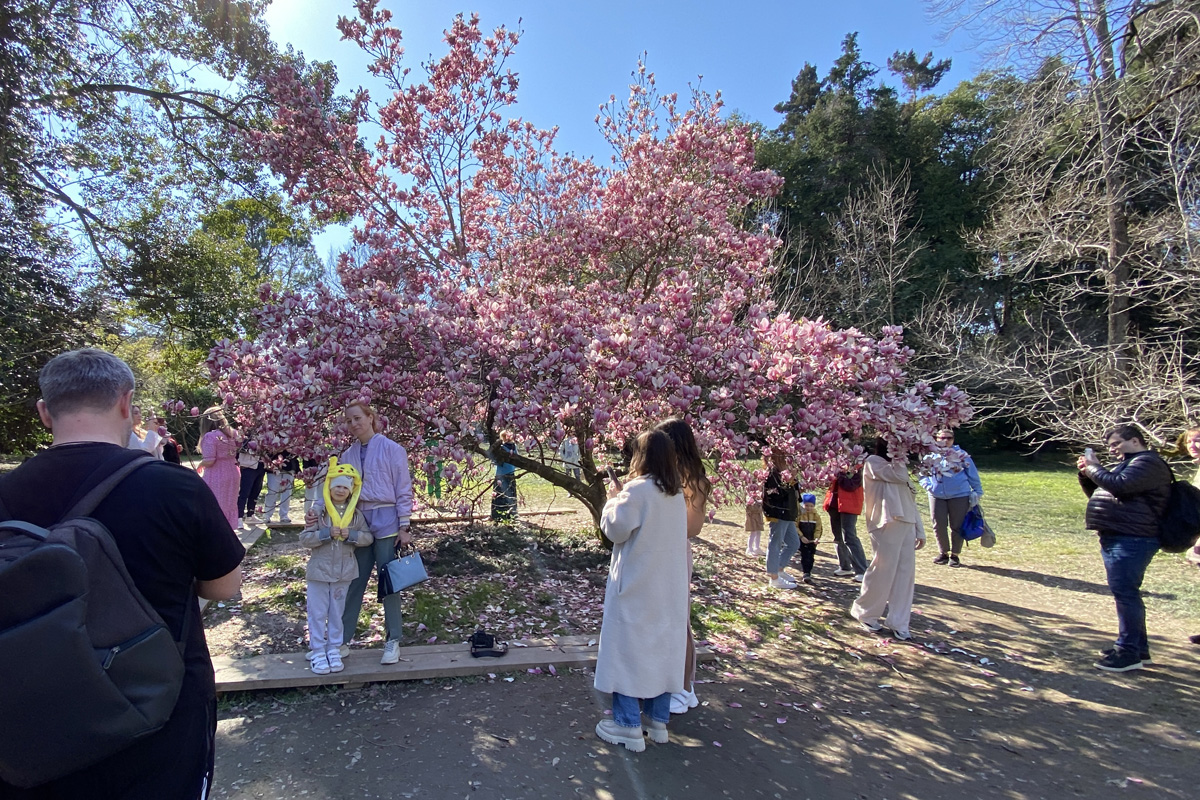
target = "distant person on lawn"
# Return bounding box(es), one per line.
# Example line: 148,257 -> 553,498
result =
0,348 -> 244,799
1077,424 -> 1172,672
919,428 -> 983,568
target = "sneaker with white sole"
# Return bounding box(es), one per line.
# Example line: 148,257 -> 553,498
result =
853,573 -> 865,582
381,639 -> 401,665
669,689 -> 698,714
311,651 -> 330,675
642,716 -> 669,744
595,719 -> 645,752
769,576 -> 797,589
1094,647 -> 1143,672
833,568 -> 855,576
326,649 -> 344,673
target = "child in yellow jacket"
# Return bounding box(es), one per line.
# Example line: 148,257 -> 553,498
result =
796,493 -> 824,584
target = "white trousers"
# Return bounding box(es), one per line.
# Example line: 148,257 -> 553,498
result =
263,472 -> 294,521
851,521 -> 917,637
307,579 -> 352,652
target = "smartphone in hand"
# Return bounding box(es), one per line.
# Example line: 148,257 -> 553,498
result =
605,466 -> 622,489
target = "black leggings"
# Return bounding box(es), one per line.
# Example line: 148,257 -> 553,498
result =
237,465 -> 265,518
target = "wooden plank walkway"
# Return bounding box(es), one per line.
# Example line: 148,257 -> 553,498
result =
213,635 -> 714,694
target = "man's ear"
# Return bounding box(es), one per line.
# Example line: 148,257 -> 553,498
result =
36,399 -> 53,431
118,389 -> 134,420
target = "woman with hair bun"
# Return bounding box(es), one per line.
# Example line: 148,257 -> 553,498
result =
198,406 -> 241,528
852,437 -> 926,640
313,400 -> 414,667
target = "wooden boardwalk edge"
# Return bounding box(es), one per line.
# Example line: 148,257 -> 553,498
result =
214,634 -> 715,694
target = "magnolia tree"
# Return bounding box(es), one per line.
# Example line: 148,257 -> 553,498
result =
209,3 -> 973,525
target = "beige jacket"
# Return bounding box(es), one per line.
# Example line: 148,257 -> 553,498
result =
594,476 -> 689,697
299,506 -> 373,583
863,455 -> 926,539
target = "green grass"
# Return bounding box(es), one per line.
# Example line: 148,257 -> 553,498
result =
961,453 -> 1200,622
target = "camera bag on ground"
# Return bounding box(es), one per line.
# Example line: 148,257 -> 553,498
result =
1159,471 -> 1200,553
0,453 -> 186,788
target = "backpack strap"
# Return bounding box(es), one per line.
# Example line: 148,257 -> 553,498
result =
60,452 -> 157,521
0,520 -> 49,540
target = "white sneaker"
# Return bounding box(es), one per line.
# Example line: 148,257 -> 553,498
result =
769,576 -> 797,589
833,568 -> 855,577
853,574 -> 865,582
326,649 -> 344,673
280,518 -> 293,524
311,651 -> 330,675
669,690 -> 697,713
381,639 -> 401,665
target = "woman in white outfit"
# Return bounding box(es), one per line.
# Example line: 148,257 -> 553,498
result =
851,438 -> 926,640
593,429 -> 689,752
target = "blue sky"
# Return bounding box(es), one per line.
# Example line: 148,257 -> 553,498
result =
263,1 -> 984,252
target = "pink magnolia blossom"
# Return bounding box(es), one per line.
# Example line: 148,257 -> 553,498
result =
210,8 -> 973,524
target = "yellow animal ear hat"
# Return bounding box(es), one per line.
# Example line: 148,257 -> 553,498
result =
323,456 -> 362,528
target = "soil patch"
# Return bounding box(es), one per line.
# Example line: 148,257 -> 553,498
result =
211,502 -> 1200,798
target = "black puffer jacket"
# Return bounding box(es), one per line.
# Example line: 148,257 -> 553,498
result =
763,469 -> 799,521
1078,451 -> 1172,538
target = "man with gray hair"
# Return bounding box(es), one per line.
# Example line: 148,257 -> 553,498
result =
0,348 -> 245,798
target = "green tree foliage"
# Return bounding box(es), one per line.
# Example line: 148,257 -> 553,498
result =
756,33 -> 998,333
0,2 -> 333,450
0,208 -> 102,451
118,195 -> 321,350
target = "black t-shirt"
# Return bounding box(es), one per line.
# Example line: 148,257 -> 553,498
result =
0,442 -> 245,798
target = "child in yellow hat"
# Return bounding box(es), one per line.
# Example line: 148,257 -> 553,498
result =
300,458 -> 372,675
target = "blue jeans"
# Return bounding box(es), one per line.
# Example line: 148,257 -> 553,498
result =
491,473 -> 517,522
828,510 -> 868,574
767,519 -> 800,574
1098,534 -> 1159,656
612,692 -> 671,727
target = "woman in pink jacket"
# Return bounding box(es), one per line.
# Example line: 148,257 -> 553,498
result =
307,401 -> 413,666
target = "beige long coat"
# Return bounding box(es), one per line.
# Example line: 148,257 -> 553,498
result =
593,476 -> 689,697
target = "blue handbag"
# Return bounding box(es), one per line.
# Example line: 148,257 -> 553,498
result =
961,505 -> 986,541
378,549 -> 428,597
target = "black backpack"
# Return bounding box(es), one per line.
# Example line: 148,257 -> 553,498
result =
1159,473 -> 1200,553
0,454 -> 186,788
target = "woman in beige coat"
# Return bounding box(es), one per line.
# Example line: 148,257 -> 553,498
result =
594,430 -> 689,752
851,438 -> 926,640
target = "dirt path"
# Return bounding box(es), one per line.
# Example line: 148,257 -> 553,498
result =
213,508 -> 1200,799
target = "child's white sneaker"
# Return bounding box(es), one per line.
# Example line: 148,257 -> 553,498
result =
311,651 -> 331,675
326,649 -> 344,673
